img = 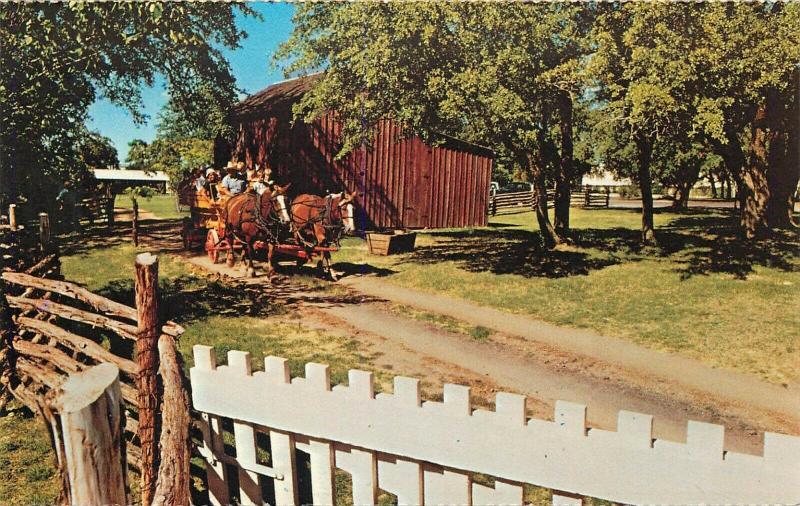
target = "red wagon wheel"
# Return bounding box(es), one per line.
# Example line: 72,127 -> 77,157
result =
205,229 -> 224,264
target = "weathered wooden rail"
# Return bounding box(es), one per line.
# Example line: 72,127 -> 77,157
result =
191,346 -> 800,505
80,195 -> 115,225
489,187 -> 610,216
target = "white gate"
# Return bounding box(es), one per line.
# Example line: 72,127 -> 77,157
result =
190,345 -> 800,505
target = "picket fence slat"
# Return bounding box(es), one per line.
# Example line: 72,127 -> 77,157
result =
190,346 -> 800,505
199,413 -> 230,506
377,455 -> 423,505
423,465 -> 470,505
335,446 -> 378,504
472,479 -> 523,506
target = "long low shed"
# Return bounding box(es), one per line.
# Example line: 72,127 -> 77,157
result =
215,75 -> 494,230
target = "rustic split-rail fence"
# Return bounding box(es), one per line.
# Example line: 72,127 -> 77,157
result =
490,187 -> 610,215
2,206 -> 799,505
1,211 -> 189,505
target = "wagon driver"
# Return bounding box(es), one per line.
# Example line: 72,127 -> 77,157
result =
219,161 -> 247,196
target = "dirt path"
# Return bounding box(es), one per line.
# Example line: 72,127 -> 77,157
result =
340,276 -> 800,421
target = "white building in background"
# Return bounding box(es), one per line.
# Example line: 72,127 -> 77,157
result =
92,169 -> 171,193
581,170 -> 631,188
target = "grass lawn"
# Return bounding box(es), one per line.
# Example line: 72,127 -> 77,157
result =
0,405 -> 60,505
334,207 -> 800,385
115,193 -> 188,220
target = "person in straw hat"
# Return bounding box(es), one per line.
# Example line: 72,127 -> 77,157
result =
219,161 -> 247,196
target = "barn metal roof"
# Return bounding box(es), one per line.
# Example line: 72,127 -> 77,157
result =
233,73 -> 322,119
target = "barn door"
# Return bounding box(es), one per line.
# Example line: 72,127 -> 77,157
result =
403,140 -> 431,228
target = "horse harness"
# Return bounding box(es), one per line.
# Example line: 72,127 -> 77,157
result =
232,190 -> 284,243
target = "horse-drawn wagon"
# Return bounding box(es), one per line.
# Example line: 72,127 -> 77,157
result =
179,185 -> 355,280
179,190 -> 235,264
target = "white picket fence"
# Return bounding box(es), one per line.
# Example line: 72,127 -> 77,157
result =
190,345 -> 800,505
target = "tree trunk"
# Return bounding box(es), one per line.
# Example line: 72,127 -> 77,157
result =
634,134 -> 656,243
554,94 -> 574,232
55,363 -> 128,505
526,154 -> 560,248
712,128 -> 746,208
135,253 -> 159,506
741,104 -> 772,238
765,71 -> 799,229
672,183 -> 691,210
709,172 -> 717,199
671,162 -> 701,210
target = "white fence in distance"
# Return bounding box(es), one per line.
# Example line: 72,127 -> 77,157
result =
190,345 -> 800,505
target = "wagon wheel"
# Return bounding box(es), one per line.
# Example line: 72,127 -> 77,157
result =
205,229 -> 223,264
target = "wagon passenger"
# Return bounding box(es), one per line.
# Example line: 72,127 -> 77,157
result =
219,162 -> 247,196
204,167 -> 221,200
251,169 -> 269,195
191,169 -> 207,195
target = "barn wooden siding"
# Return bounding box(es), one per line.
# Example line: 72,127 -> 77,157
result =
217,79 -> 493,230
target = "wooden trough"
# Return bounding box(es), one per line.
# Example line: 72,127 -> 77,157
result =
366,231 -> 417,256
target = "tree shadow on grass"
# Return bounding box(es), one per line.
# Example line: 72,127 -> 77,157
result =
662,214 -> 799,280
405,228 -> 622,278
388,209 -> 798,281
95,275 -> 279,325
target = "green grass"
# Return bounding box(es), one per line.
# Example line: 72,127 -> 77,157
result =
0,404 -> 60,505
335,207 -> 800,384
115,193 -> 188,220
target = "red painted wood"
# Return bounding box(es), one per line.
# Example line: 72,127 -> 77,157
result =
220,78 -> 493,229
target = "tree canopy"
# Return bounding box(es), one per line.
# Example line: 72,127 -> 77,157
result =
279,2 -> 799,243
1,2 -> 253,208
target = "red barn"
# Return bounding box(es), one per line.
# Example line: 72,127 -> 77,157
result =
215,75 -> 494,230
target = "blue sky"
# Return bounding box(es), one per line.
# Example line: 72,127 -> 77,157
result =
86,3 -> 296,164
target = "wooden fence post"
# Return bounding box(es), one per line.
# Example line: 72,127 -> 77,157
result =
56,363 -> 127,505
9,204 -> 17,231
135,252 -> 159,506
39,213 -> 51,253
107,196 -> 115,227
132,199 -> 139,247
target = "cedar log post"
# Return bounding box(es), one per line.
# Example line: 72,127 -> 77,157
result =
39,212 -> 51,253
153,333 -> 191,505
56,363 -> 127,505
135,252 -> 159,506
9,204 -> 17,230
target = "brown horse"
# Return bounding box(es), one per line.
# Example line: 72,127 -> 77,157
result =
290,191 -> 357,279
223,184 -> 291,278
